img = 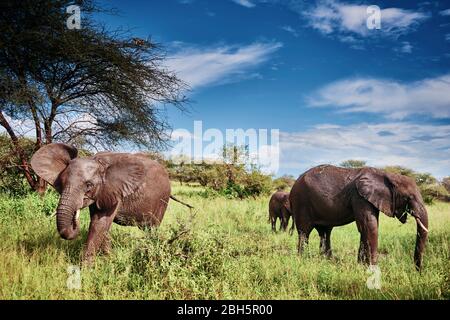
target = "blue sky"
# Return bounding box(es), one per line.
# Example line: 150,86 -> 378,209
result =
97,0 -> 450,178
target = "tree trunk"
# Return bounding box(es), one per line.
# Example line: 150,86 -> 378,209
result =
0,111 -> 38,191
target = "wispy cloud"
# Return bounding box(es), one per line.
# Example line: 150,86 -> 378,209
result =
395,41 -> 413,53
231,0 -> 255,8
280,122 -> 450,179
166,42 -> 282,89
439,8 -> 450,16
281,25 -> 299,37
303,0 -> 429,40
307,74 -> 450,119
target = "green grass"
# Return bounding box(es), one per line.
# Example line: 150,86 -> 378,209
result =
0,183 -> 449,299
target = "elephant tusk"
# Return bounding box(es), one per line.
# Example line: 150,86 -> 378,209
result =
415,217 -> 428,233
75,209 -> 80,221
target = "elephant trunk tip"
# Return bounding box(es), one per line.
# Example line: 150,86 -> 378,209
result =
59,227 -> 78,240
57,209 -> 80,240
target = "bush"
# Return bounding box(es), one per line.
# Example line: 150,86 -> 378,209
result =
442,177 -> 450,193
340,159 -> 367,168
0,134 -> 35,196
420,184 -> 450,204
128,224 -> 230,298
382,166 -> 449,203
273,175 -> 296,191
165,145 -> 274,198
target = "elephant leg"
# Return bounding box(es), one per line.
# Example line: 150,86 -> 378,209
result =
295,205 -> 313,255
357,238 -> 367,264
100,235 -> 111,255
280,208 -> 289,232
317,226 -> 333,258
355,203 -> 379,266
280,217 -> 285,231
269,210 -> 276,232
297,225 -> 313,255
289,215 -> 295,236
83,206 -> 118,265
271,216 -> 277,232
367,213 -> 379,265
279,216 -> 284,232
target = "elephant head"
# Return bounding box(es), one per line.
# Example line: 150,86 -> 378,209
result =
31,143 -> 146,240
356,168 -> 429,270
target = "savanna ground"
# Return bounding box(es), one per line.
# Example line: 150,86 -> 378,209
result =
0,183 -> 449,300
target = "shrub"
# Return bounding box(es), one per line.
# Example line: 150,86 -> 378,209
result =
0,134 -> 35,196
382,166 -> 448,203
273,175 -> 296,191
340,160 -> 367,168
420,184 -> 450,205
128,224 -> 230,298
165,145 -> 273,198
442,177 -> 450,193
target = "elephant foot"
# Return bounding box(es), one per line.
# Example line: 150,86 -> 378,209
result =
99,238 -> 111,255
357,255 -> 370,265
81,246 -> 97,267
81,253 -> 95,268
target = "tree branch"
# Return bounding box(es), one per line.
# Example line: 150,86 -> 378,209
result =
0,111 -> 36,189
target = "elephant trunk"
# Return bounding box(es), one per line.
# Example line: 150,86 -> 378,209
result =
412,202 -> 428,271
56,188 -> 81,240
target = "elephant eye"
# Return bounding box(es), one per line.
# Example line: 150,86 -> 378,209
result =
86,181 -> 94,191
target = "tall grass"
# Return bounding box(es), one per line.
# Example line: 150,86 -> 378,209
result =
0,184 -> 448,299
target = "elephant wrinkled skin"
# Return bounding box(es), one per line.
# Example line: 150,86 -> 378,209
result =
31,143 -> 172,264
289,165 -> 429,270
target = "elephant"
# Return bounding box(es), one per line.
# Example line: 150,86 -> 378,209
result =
268,191 -> 294,233
289,165 -> 429,270
30,143 -> 192,264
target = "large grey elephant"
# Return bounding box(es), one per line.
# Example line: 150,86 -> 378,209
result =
31,143 -> 191,264
289,165 -> 429,270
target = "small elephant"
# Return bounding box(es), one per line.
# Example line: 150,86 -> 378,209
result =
31,143 -> 191,264
290,165 -> 429,270
268,191 -> 293,233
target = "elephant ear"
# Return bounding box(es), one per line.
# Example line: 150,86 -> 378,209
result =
283,194 -> 291,212
356,169 -> 394,217
30,143 -> 78,188
95,155 -> 147,210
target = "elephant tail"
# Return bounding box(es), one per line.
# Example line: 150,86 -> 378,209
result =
170,195 -> 194,209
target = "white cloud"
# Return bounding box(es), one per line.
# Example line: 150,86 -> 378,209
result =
280,122 -> 450,179
231,0 -> 255,8
395,41 -> 413,53
439,9 -> 450,16
166,42 -> 282,89
304,0 -> 429,40
307,74 -> 450,119
281,25 -> 299,37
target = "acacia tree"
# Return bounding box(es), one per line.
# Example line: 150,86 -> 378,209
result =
0,0 -> 187,193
